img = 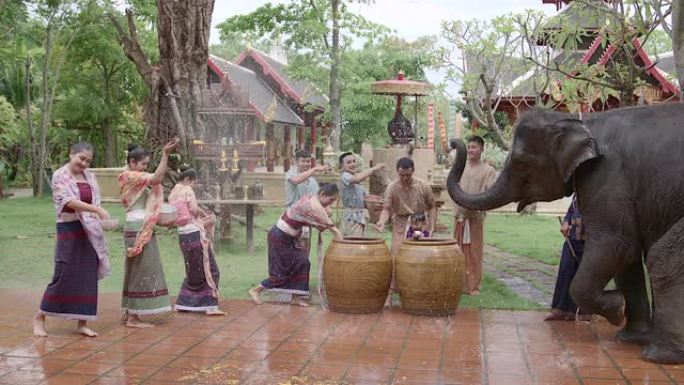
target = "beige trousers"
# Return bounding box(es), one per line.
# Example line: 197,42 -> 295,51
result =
454,216 -> 485,294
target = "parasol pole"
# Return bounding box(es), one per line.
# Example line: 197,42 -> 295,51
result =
414,96 -> 419,145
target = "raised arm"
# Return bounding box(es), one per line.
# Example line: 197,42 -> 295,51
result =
349,163 -> 386,184
148,138 -> 179,185
289,165 -> 327,185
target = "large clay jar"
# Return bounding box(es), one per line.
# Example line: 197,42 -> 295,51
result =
395,238 -> 464,316
324,237 -> 392,314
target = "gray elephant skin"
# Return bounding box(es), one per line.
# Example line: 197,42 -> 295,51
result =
447,103 -> 684,364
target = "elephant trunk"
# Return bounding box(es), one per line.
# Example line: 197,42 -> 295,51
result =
446,139 -> 515,211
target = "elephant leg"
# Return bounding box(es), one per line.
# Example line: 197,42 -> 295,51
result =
615,258 -> 652,345
570,240 -> 626,326
642,218 -> 684,364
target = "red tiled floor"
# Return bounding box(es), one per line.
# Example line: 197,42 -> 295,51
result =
62,360 -> 120,376
102,364 -> 158,379
165,355 -> 218,369
4,290 -> 684,385
576,366 -> 623,379
41,373 -> 99,385
347,365 -> 393,382
125,353 -> 176,367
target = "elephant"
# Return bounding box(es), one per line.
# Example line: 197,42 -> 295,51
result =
446,103 -> 684,364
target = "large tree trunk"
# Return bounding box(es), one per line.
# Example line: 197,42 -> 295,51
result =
25,57 -> 39,197
35,9 -> 79,196
673,0 -> 684,99
103,117 -> 116,167
36,21 -> 54,196
329,0 -> 341,152
111,0 -> 214,151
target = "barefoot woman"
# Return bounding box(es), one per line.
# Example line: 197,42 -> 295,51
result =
249,183 -> 343,307
34,142 -> 111,337
118,139 -> 179,328
168,166 -> 225,316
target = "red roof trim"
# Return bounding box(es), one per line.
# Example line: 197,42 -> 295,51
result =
207,57 -> 267,123
582,36 -> 603,64
578,35 -> 678,95
249,101 -> 266,123
597,44 -> 617,65
207,58 -> 224,79
235,49 -> 303,104
632,38 -> 679,95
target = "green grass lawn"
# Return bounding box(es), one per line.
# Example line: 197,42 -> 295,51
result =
485,213 -> 565,265
0,197 -> 549,310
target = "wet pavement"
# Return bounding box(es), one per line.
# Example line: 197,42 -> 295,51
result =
0,289 -> 682,385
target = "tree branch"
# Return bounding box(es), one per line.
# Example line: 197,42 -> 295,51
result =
108,9 -> 156,89
307,0 -> 330,49
526,56 -> 615,89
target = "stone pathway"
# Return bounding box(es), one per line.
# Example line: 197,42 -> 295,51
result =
483,245 -> 559,306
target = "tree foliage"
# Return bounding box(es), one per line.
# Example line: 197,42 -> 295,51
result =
0,1 -> 153,192
442,10 -> 550,150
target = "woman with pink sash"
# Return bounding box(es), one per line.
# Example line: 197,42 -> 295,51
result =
249,183 -> 343,307
118,139 -> 178,328
34,142 -> 111,338
168,166 -> 225,315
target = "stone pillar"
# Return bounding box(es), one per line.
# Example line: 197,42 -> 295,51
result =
297,126 -> 305,150
246,119 -> 256,172
311,119 -> 317,166
266,123 -> 275,172
220,204 -> 232,241
283,125 -> 291,172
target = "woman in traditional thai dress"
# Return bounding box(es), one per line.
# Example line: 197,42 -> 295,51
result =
33,142 -> 111,337
118,139 -> 179,328
249,183 -> 343,307
168,166 -> 225,316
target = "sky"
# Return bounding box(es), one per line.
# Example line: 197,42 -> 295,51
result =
209,0 -> 556,43
208,0 -> 557,95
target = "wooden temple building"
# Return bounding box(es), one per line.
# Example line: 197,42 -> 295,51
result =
493,0 -> 679,124
205,49 -> 327,173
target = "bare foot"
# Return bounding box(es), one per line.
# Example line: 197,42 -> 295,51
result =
206,308 -> 226,316
466,290 -> 480,296
291,297 -> 310,307
77,326 -> 98,337
248,288 -> 263,305
33,313 -> 47,337
126,315 -> 154,328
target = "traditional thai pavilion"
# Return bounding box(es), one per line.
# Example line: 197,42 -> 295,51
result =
236,48 -> 328,169
206,48 -> 327,172
493,0 -> 679,124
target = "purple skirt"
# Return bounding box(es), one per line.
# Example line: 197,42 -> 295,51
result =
175,231 -> 220,311
260,227 -> 310,295
39,221 -> 98,320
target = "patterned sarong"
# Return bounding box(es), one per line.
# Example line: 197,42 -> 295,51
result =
122,228 -> 171,315
175,231 -> 220,311
39,221 -> 98,320
261,227 -> 311,295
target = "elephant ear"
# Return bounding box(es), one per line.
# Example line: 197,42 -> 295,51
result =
552,118 -> 601,182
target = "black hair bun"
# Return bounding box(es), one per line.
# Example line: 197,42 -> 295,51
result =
127,143 -> 141,152
179,164 -> 191,173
